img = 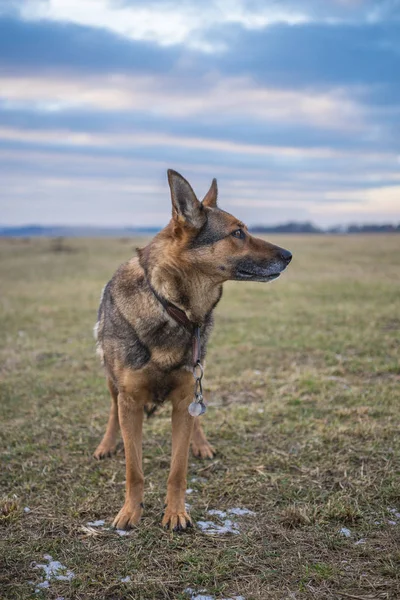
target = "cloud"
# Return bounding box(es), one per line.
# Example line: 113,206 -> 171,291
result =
0,72 -> 366,133
5,0 -> 399,52
0,1 -> 399,227
2,123 -> 394,164
311,185 -> 400,221
5,0 -> 313,50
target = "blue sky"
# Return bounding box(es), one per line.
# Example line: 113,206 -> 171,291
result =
1,0 -> 399,227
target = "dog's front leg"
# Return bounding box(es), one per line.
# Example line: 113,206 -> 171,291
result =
112,392 -> 144,529
163,378 -> 194,531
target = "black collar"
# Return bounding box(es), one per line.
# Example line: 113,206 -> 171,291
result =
145,278 -> 202,366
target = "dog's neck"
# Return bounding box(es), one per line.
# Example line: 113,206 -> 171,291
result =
137,236 -> 223,325
139,260 -> 220,325
148,266 -> 222,325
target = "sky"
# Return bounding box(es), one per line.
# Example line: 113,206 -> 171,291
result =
1,0 -> 400,228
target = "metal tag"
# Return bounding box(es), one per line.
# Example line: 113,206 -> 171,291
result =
188,394 -> 206,416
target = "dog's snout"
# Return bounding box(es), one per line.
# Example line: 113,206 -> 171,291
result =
279,248 -> 292,264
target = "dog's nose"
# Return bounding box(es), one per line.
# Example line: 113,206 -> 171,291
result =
280,249 -> 292,264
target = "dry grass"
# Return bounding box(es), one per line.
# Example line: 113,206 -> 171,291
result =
0,235 -> 399,600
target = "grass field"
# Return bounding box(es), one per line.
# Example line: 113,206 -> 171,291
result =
1,234 -> 400,600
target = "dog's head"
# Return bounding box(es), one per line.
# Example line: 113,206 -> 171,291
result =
165,169 -> 292,283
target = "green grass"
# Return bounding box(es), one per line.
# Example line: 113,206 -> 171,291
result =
1,234 -> 400,600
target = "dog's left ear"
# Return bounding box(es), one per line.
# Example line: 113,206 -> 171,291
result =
202,178 -> 218,208
167,169 -> 206,229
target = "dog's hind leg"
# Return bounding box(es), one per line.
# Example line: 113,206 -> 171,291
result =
112,385 -> 145,529
94,377 -> 120,460
162,375 -> 195,531
191,417 -> 215,459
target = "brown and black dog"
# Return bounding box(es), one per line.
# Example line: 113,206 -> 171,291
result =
94,170 -> 292,531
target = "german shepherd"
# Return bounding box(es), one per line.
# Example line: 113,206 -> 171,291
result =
94,170 -> 292,531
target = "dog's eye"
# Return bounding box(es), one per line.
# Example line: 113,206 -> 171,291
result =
232,228 -> 245,239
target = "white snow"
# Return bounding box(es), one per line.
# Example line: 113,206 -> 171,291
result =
185,590 -> 215,600
186,488 -> 194,494
35,580 -> 50,591
32,555 -> 75,593
197,519 -> 240,535
228,507 -> 255,516
207,509 -> 227,518
185,588 -> 244,600
198,507 -> 255,535
24,507 -> 31,513
83,518 -> 133,536
339,527 -> 351,537
120,576 -> 131,582
115,529 -> 130,536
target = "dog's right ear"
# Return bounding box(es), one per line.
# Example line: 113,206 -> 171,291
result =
202,178 -> 218,208
167,170 -> 206,229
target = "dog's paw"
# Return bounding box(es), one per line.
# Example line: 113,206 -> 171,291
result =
191,439 -> 215,459
93,441 -> 117,460
162,508 -> 192,532
112,503 -> 143,530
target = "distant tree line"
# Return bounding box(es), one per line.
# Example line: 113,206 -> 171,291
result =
250,221 -> 400,234
1,223 -> 400,237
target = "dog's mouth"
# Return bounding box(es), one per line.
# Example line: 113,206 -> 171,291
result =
234,269 -> 281,282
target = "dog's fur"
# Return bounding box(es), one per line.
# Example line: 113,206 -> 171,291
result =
94,170 -> 292,531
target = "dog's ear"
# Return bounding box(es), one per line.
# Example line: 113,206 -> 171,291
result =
167,169 -> 206,229
202,178 -> 218,208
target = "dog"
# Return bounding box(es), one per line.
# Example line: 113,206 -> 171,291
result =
93,170 -> 292,531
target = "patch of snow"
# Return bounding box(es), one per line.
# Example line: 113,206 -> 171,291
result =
388,508 -> 400,519
228,507 -> 255,516
185,589 -> 244,600
339,527 -> 351,537
207,507 -> 255,518
83,519 -> 134,536
186,488 -> 194,494
35,580 -> 50,591
387,520 -> 397,526
185,503 -> 191,511
199,507 -> 255,535
185,591 -> 214,600
197,519 -> 240,535
207,509 -> 227,518
34,555 -> 75,581
24,507 -> 31,513
32,555 -> 75,594
257,409 -> 264,413
354,539 -> 366,545
191,477 -> 207,483
120,576 -> 131,582
87,520 -> 105,527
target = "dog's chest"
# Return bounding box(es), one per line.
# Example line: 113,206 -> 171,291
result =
139,315 -> 212,373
